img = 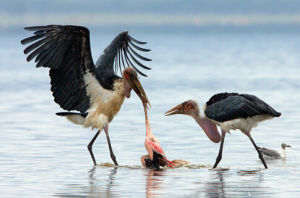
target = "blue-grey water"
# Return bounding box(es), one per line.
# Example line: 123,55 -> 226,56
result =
1,28 -> 300,197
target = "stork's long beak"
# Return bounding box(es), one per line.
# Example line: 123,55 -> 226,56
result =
165,103 -> 184,116
286,144 -> 292,148
131,77 -> 151,109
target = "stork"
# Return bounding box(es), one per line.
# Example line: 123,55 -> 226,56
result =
21,25 -> 151,166
165,92 -> 281,169
258,143 -> 291,159
141,104 -> 175,169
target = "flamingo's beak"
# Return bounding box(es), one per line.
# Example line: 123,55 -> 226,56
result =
165,102 -> 185,116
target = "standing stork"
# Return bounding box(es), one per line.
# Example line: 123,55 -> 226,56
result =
21,25 -> 151,166
165,92 -> 281,169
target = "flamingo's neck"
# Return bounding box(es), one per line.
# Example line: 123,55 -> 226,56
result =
144,107 -> 153,137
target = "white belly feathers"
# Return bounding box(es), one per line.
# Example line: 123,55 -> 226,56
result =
81,72 -> 126,130
214,115 -> 273,133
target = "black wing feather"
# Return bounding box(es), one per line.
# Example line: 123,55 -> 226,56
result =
128,35 -> 147,44
123,46 -> 146,77
94,31 -> 151,89
128,45 -> 151,61
126,47 -> 151,69
144,151 -> 164,170
21,25 -> 95,113
128,40 -> 151,52
205,93 -> 281,122
21,34 -> 45,45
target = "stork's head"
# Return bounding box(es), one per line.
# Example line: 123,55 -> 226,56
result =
123,67 -> 151,108
165,100 -> 199,117
281,143 -> 291,149
165,99 -> 221,143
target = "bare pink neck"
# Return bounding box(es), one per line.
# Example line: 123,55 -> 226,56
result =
144,107 -> 153,137
191,111 -> 210,130
192,112 -> 203,126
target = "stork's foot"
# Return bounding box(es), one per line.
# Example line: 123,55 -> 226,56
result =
246,132 -> 268,169
110,153 -> 118,166
87,130 -> 101,166
87,145 -> 97,166
213,154 -> 222,168
258,153 -> 268,169
213,130 -> 226,169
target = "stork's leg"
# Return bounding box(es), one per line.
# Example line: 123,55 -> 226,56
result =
213,130 -> 226,168
88,130 -> 101,166
245,132 -> 268,169
104,124 -> 119,166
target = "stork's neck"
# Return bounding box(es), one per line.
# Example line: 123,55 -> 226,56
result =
144,107 -> 153,137
189,107 -> 222,143
191,109 -> 204,127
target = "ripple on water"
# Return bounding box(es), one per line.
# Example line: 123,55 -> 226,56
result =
97,161 -> 209,169
1,31 -> 300,198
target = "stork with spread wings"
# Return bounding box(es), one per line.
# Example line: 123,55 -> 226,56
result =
21,25 -> 151,166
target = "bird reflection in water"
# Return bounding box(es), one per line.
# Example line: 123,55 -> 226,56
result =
55,167 -> 119,197
204,169 -> 267,198
88,166 -> 118,197
145,169 -> 166,198
205,170 -> 227,198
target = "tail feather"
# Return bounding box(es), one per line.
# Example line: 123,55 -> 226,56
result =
56,112 -> 88,118
274,111 -> 281,117
56,112 -> 87,125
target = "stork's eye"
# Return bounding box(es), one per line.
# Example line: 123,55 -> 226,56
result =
185,104 -> 193,110
124,73 -> 130,79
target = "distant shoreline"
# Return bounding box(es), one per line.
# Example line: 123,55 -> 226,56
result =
1,13 -> 300,28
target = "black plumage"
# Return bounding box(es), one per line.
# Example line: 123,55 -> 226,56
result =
56,112 -> 88,118
21,25 -> 151,113
205,92 -> 281,122
21,25 -> 94,113
144,151 -> 165,170
94,31 -> 151,89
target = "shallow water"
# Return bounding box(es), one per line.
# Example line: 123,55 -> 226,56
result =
1,28 -> 300,197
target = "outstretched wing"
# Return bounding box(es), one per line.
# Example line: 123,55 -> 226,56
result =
21,25 -> 96,113
95,31 -> 151,89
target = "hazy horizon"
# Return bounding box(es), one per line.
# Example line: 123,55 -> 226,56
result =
2,0 -> 300,31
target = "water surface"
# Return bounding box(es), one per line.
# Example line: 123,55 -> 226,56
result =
0,29 -> 300,197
